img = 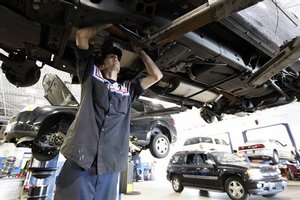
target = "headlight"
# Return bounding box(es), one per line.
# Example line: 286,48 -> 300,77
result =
247,169 -> 264,180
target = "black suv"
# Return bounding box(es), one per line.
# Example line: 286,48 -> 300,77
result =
4,74 -> 179,160
166,151 -> 287,200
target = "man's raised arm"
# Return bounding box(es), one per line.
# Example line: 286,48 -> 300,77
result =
132,45 -> 163,90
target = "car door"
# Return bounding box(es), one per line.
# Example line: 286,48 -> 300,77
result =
194,153 -> 221,190
274,140 -> 293,160
180,153 -> 198,185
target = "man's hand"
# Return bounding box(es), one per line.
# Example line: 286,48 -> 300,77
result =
76,26 -> 98,50
131,43 -> 143,54
131,43 -> 163,89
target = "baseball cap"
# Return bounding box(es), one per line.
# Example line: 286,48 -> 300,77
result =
102,46 -> 122,61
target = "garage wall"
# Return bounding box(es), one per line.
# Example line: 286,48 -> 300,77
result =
173,102 -> 300,152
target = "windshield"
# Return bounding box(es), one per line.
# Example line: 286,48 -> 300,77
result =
211,152 -> 246,164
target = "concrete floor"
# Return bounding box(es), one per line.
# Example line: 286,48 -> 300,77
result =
121,180 -> 300,200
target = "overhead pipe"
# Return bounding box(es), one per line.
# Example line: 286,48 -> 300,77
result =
249,37 -> 300,87
144,0 -> 262,48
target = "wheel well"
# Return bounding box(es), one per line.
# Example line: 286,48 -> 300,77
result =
151,125 -> 171,142
38,113 -> 75,135
222,174 -> 244,191
169,172 -> 178,181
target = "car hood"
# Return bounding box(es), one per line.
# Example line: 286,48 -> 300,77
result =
219,161 -> 279,173
42,73 -> 79,107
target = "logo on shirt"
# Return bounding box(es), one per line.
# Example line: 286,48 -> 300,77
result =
93,66 -> 129,96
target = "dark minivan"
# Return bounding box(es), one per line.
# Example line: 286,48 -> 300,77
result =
166,151 -> 287,200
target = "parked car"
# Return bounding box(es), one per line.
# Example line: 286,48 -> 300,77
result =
183,136 -> 231,152
1,1 -> 300,123
4,74 -> 181,160
238,139 -> 296,164
166,150 -> 287,200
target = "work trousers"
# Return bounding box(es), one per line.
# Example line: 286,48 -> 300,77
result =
54,159 -> 120,200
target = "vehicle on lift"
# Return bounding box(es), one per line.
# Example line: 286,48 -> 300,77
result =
1,1 -> 300,123
183,136 -> 231,152
167,150 -> 287,200
238,139 -> 296,164
3,74 -> 180,160
130,98 -> 178,158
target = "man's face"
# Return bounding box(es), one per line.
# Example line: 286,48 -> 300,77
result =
103,53 -> 121,72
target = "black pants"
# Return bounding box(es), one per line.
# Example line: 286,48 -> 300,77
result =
54,159 -> 120,200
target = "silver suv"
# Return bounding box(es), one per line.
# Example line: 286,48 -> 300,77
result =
183,136 -> 231,152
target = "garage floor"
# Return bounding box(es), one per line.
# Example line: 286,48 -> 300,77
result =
121,179 -> 300,200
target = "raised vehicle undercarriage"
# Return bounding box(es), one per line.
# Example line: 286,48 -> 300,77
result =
1,0 -> 300,123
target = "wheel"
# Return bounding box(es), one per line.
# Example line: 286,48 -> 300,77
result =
171,175 -> 183,192
149,131 -> 170,158
32,116 -> 72,161
225,177 -> 249,200
262,194 -> 277,197
271,150 -> 279,164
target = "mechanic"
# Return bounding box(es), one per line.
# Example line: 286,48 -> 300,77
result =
54,26 -> 163,200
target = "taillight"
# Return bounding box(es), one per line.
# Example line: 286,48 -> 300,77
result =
238,146 -> 245,150
252,144 -> 265,149
238,143 -> 265,150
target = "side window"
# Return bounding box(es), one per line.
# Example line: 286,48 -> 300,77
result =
186,153 -> 196,165
214,139 -> 221,144
184,139 -> 191,146
220,139 -> 228,145
191,137 -> 199,145
170,155 -> 184,165
195,154 -> 205,165
184,137 -> 199,146
131,101 -> 144,112
206,154 -> 215,165
199,137 -> 213,143
143,101 -> 164,112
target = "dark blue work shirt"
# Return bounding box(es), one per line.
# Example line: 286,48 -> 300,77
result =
61,47 -> 144,175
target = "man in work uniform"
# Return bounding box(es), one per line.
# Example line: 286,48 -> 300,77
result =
54,26 -> 163,200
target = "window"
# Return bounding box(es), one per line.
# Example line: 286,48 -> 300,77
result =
184,137 -> 199,146
170,154 -> 184,165
199,137 -> 213,143
220,139 -> 228,145
195,154 -> 205,165
186,154 -> 196,165
131,101 -> 144,112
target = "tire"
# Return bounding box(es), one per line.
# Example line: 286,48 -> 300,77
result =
225,177 -> 249,200
32,116 -> 72,161
149,131 -> 170,158
262,194 -> 277,197
171,175 -> 183,192
271,150 -> 279,164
